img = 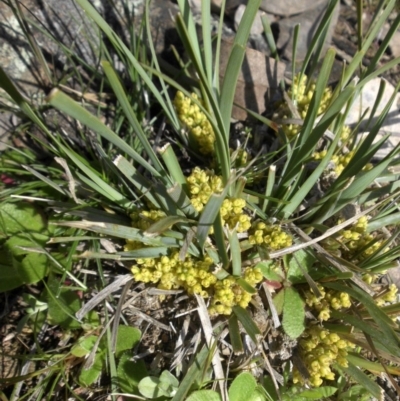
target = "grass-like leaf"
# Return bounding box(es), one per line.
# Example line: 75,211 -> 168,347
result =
47,90 -> 161,178
219,0 -> 261,135
232,305 -> 260,344
101,60 -> 166,177
338,361 -> 383,399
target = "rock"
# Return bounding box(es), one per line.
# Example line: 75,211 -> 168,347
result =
0,0 -> 103,147
345,77 -> 400,160
385,266 -> 400,289
260,0 -> 329,17
234,4 -> 275,36
389,30 -> 400,58
218,40 -> 286,120
380,23 -> 400,58
212,0 -> 246,16
274,0 -> 340,60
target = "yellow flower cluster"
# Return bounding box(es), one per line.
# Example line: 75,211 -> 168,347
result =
125,166 -> 269,316
130,209 -> 166,230
340,125 -> 351,141
331,150 -> 374,175
362,274 -> 398,306
174,91 -> 215,155
209,267 -> 264,315
311,126 -> 352,162
294,325 -> 355,387
304,284 -> 351,322
125,209 -> 167,251
279,74 -> 333,138
230,148 -> 249,168
186,167 -> 252,232
130,249 -> 263,315
338,216 -> 386,261
130,251 -> 216,294
331,150 -> 354,175
376,283 -> 398,306
248,221 -> 292,250
186,167 -> 223,212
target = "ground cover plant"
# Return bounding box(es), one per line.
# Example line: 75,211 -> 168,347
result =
1,0 -> 400,400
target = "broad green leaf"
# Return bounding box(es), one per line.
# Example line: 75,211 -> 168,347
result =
113,154 -> 160,208
158,144 -> 188,191
117,354 -> 147,394
19,252 -> 47,283
167,183 -> 198,218
186,390 -> 222,401
262,376 -> 279,400
159,370 -> 179,387
297,386 -> 337,399
158,370 -> 179,396
286,249 -> 316,283
0,202 -> 46,236
257,261 -> 284,282
0,253 -> 47,294
0,251 -> 24,292
116,247 -> 170,259
229,372 -> 257,401
272,290 -> 285,315
47,278 -> 82,330
5,233 -> 49,256
79,350 -> 104,386
139,376 -> 169,399
248,386 -> 267,401
71,335 -> 98,357
282,287 -> 305,339
115,325 -> 141,356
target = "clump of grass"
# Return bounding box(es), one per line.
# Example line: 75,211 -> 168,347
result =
1,0 -> 400,400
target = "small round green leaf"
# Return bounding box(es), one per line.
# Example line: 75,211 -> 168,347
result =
0,202 -> 47,236
248,386 -> 267,401
229,372 -> 257,401
71,335 -> 98,357
256,261 -> 284,282
138,376 -> 169,399
115,325 -> 141,355
186,390 -> 222,401
286,249 -> 316,284
5,233 -> 49,256
19,253 -> 48,285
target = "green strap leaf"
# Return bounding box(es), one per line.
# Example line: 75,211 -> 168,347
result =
232,305 -> 261,344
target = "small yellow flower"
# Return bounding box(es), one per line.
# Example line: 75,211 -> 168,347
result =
174,91 -> 215,154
